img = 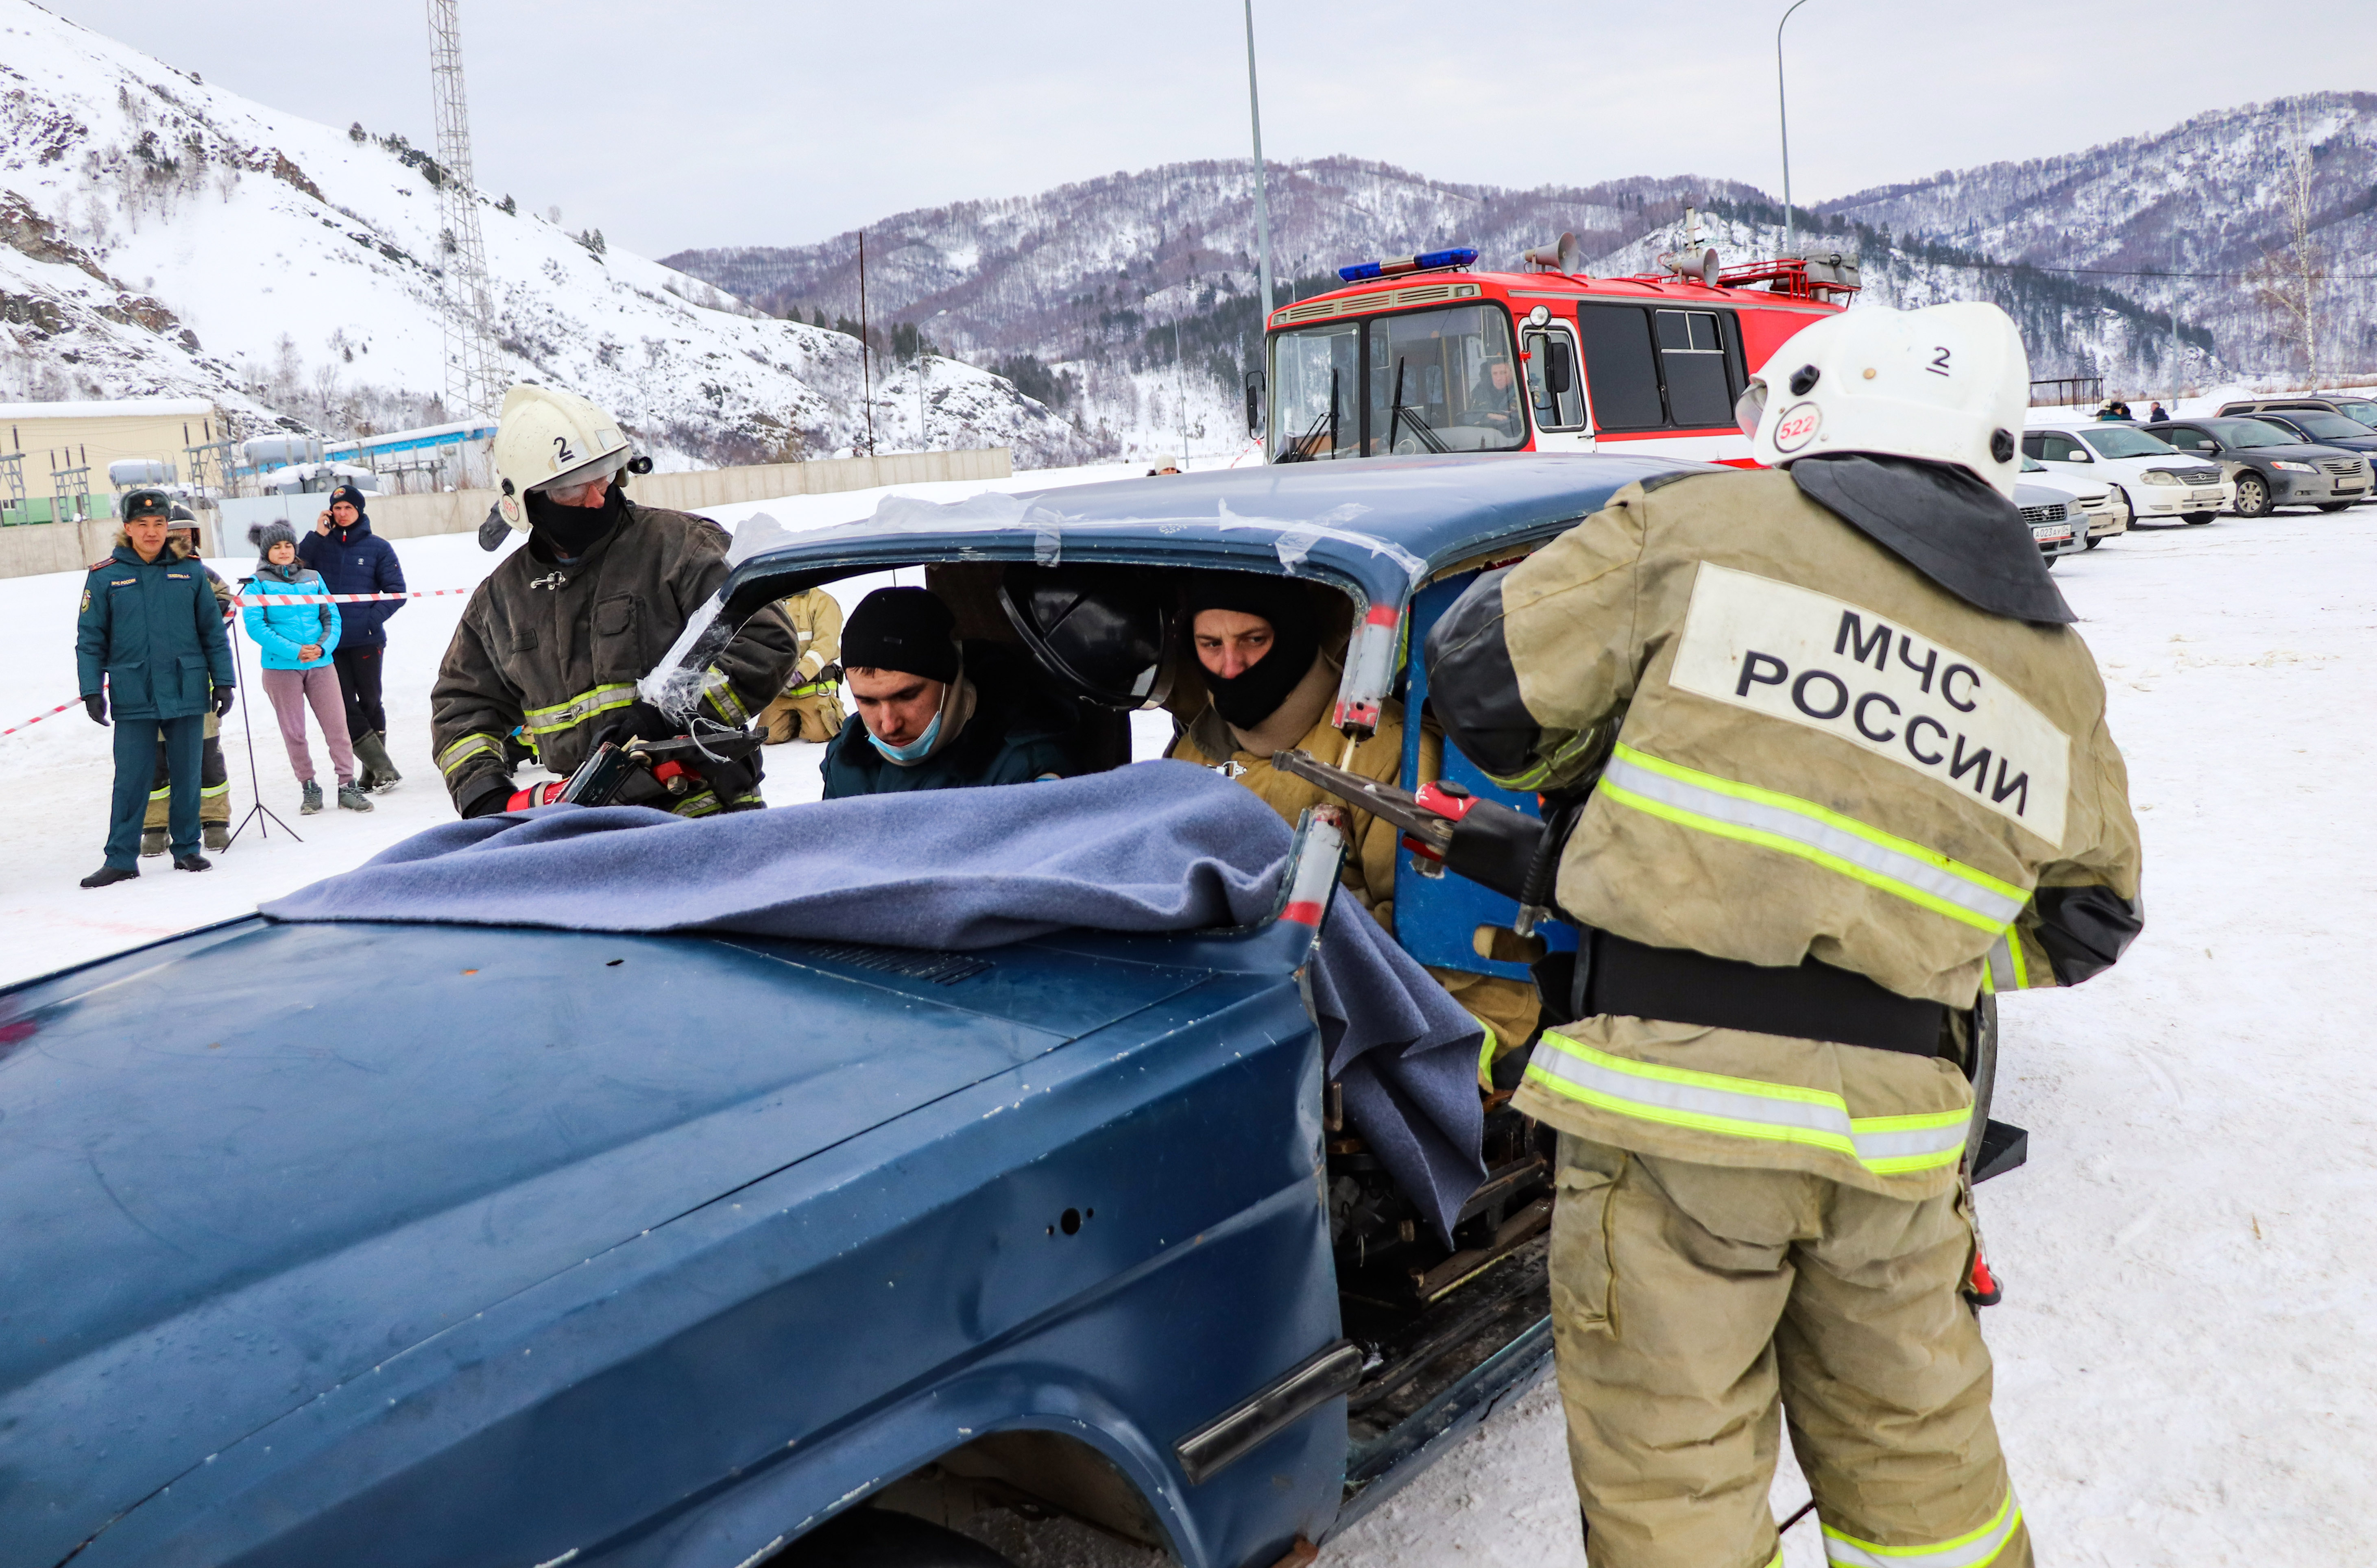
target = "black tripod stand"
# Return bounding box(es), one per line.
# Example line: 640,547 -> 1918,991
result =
222,602 -> 302,851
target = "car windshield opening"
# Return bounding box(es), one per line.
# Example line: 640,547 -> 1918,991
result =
2079,427 -> 2180,459
2279,410 -> 2370,439
2217,419 -> 2297,449
1370,304 -> 1527,455
1270,321 -> 1363,462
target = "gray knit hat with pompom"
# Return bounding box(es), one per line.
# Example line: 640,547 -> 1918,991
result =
248,519 -> 299,560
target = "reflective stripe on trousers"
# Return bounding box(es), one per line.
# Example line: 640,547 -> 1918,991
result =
1599,745 -> 2028,935
1527,1030 -> 1970,1177
523,682 -> 637,737
1824,1485 -> 2022,1568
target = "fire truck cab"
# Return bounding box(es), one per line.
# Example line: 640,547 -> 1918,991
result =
1256,224 -> 1857,467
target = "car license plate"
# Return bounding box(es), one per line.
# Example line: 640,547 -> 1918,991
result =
2033,526 -> 2072,542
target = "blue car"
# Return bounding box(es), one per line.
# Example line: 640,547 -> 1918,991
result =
1,455 -> 2014,1568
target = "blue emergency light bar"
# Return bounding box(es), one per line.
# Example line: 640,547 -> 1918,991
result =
1338,247 -> 1478,283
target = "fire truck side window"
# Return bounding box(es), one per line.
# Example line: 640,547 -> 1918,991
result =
1368,304 -> 1527,454
1523,328 -> 1585,431
1657,310 -> 1734,428
1270,321 -> 1363,462
1575,306 -> 1664,431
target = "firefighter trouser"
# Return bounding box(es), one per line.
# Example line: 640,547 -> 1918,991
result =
1550,1135 -> 2028,1568
759,682 -> 846,745
146,712 -> 229,829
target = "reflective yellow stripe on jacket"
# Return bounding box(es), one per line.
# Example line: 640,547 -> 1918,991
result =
1526,1030 -> 1970,1177
698,666 -> 750,727
1598,745 -> 2028,934
1823,1485 -> 2022,1568
437,731 -> 508,779
523,683 -> 638,738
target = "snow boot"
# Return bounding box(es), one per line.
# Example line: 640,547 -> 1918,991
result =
203,822 -> 229,852
81,865 -> 139,889
301,780 -> 324,814
337,782 -> 375,812
173,854 -> 212,873
353,731 -> 401,792
140,828 -> 167,857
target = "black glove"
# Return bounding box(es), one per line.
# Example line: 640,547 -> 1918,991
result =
456,773 -> 516,819
699,752 -> 761,806
83,693 -> 107,726
598,700 -> 677,747
212,685 -> 236,719
812,662 -> 844,688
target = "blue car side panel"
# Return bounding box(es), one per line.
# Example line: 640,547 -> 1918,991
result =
64,965 -> 1342,1568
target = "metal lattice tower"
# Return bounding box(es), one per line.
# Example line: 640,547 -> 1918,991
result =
428,0 -> 499,420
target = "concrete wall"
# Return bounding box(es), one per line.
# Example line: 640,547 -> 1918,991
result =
0,447 -> 1012,579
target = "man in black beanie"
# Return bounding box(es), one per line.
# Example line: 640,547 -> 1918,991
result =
301,483 -> 407,790
819,585 -> 1080,798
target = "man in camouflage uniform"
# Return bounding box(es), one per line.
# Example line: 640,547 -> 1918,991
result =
1426,303 -> 2143,1568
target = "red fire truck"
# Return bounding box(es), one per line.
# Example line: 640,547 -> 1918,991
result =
1256,217 -> 1858,466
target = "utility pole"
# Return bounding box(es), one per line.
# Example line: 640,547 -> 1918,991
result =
1776,0 -> 1813,255
858,231 -> 875,456
1243,0 -> 1276,325
427,0 -> 499,417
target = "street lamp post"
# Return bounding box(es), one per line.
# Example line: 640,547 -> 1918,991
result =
1244,0 -> 1276,322
1777,0 -> 1813,255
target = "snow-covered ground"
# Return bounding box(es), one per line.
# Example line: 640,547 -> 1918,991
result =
4,482 -> 2370,1566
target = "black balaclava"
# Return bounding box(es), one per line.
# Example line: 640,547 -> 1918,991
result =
526,483 -> 626,560
1186,571 -> 1322,730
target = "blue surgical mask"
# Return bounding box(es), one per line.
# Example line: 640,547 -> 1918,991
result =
868,707 -> 943,764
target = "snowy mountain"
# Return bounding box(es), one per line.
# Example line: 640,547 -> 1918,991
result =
0,0 -> 1090,468
671,96 -> 2377,453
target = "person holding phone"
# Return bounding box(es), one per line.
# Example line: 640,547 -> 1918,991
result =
298,483 -> 406,790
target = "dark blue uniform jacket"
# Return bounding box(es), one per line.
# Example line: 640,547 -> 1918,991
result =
76,543 -> 237,720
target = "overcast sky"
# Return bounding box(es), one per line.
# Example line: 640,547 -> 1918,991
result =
44,0 -> 2377,259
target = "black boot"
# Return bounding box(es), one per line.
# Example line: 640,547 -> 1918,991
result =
81,865 -> 139,888
173,853 -> 213,873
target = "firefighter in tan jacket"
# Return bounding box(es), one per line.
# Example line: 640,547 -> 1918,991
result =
1167,571 -> 1541,1067
757,587 -> 846,743
1427,303 -> 2141,1568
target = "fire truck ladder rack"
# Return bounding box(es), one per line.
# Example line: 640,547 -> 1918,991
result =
1714,257 -> 1861,301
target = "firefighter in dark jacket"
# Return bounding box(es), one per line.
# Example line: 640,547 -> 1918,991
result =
299,483 -> 406,790
77,488 -> 237,886
1425,303 -> 2142,1568
431,385 -> 798,819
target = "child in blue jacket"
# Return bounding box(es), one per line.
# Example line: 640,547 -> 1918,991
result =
243,522 -> 370,814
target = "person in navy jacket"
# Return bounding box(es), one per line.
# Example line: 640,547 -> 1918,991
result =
299,484 -> 406,790
75,489 -> 236,886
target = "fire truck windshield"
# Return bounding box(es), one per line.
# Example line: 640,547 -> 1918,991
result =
1270,303 -> 1525,462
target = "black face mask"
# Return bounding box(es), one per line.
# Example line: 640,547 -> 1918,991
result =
526,485 -> 625,559
1204,619 -> 1321,730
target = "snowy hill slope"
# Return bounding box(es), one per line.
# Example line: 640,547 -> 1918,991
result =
665,142 -> 2260,455
0,0 -> 1088,466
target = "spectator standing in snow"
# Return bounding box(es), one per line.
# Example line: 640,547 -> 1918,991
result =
2149,401 -> 2169,422
301,484 -> 405,791
242,521 -> 370,815
76,488 -> 237,887
136,508 -> 236,855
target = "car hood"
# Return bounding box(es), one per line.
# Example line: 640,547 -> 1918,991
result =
2240,441 -> 2362,463
0,917 -> 1207,1560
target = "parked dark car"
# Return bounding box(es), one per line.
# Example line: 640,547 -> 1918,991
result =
2142,416 -> 2372,517
2217,394 -> 2377,429
2236,407 -> 2377,464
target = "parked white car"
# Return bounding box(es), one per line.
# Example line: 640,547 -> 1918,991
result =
2020,455 -> 2128,547
2022,419 -> 2227,525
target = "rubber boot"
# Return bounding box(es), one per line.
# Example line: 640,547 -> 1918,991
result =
301,780 -> 324,815
353,730 -> 402,792
203,822 -> 229,852
173,854 -> 212,873
140,828 -> 167,857
337,782 -> 375,812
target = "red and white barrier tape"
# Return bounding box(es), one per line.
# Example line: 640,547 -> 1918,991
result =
227,587 -> 475,606
2,699 -> 79,737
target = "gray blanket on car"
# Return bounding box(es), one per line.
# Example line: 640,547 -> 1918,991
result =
262,761 -> 1487,1242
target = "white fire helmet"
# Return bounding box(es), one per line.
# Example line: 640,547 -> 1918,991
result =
1739,301 -> 2029,499
487,383 -> 636,535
